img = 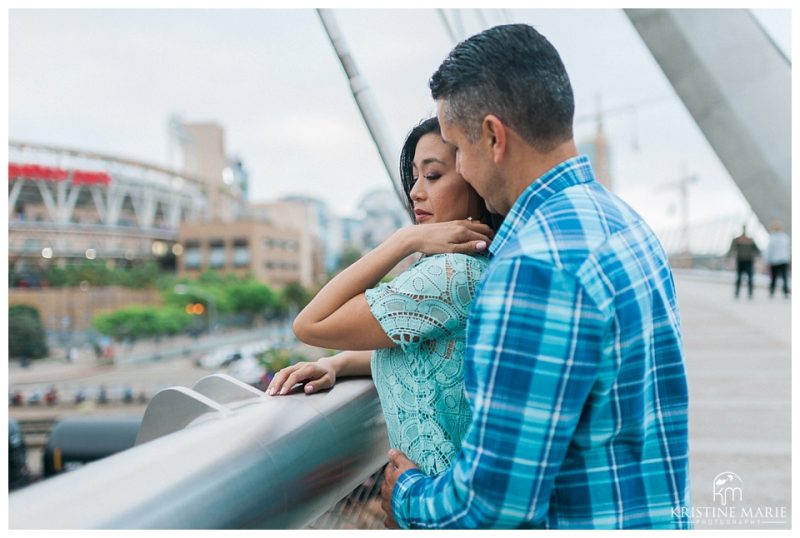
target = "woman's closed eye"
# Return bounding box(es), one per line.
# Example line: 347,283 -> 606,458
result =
412,174 -> 441,183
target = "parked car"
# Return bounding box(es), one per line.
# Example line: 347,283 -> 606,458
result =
26,388 -> 43,406
240,340 -> 270,357
44,386 -> 58,406
74,386 -> 87,405
43,416 -> 142,477
227,355 -> 267,387
196,345 -> 241,370
9,388 -> 23,407
9,419 -> 32,490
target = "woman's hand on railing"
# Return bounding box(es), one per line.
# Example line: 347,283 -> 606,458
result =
267,356 -> 338,396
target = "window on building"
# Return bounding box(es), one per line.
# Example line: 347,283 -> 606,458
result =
23,238 -> 41,252
184,240 -> 201,269
233,238 -> 249,267
209,239 -> 225,269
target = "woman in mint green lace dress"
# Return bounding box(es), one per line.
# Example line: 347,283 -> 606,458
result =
268,117 -> 502,476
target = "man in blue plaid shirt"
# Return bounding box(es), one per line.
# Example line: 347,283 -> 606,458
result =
380,24 -> 692,529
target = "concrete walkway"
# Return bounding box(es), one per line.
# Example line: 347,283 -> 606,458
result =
674,270 -> 791,529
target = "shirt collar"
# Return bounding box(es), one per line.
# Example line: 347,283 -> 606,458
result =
489,154 -> 596,256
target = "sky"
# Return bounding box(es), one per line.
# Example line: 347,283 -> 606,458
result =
7,6 -> 793,249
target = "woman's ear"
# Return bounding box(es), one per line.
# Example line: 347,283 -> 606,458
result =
482,115 -> 507,165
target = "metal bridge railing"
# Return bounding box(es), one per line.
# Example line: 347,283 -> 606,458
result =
9,374 -> 389,529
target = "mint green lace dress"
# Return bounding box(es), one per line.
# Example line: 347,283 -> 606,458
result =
364,253 -> 489,476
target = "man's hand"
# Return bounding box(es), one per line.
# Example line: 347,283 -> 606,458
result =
380,448 -> 419,529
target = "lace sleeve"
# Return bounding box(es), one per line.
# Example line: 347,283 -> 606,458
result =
364,253 -> 489,352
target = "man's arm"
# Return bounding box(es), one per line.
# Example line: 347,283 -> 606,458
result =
388,257 -> 606,528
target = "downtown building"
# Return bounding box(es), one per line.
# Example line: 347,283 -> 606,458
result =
8,120 -> 307,333
170,122 -> 314,288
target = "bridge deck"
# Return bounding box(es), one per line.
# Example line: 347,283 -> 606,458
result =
675,270 -> 791,529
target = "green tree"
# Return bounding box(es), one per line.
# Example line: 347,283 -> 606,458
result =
163,282 -> 233,314
9,305 -> 49,360
280,282 -> 311,312
113,261 -> 163,288
43,265 -> 68,287
257,348 -> 307,373
154,306 -> 194,336
64,260 -> 114,286
198,270 -> 238,286
227,280 -> 278,318
40,260 -> 169,289
336,246 -> 363,271
92,305 -> 191,342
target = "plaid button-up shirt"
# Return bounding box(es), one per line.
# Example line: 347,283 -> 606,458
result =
392,155 -> 692,529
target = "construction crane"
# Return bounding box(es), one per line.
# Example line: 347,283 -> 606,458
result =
654,168 -> 698,255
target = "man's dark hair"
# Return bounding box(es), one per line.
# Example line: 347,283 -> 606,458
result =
430,24 -> 574,152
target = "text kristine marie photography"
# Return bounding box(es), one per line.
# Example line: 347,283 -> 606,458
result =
672,472 -> 788,527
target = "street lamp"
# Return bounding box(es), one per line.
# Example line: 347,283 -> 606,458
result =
174,284 -> 218,334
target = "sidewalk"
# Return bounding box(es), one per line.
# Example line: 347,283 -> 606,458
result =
674,270 -> 791,529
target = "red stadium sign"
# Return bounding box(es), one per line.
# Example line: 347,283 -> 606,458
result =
72,170 -> 112,185
8,162 -> 111,186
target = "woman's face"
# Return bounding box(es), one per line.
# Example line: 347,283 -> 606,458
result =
409,133 -> 484,225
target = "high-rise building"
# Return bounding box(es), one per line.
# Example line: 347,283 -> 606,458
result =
577,113 -> 613,191
339,216 -> 366,251
357,188 -> 409,250
172,120 -> 245,222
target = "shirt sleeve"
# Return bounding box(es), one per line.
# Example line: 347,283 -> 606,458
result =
364,254 -> 486,353
392,256 -> 607,528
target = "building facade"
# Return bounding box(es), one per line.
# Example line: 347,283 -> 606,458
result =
177,220 -> 306,288
248,199 -> 326,285
357,188 -> 410,250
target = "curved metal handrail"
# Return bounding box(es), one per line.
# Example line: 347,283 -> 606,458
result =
9,375 -> 388,529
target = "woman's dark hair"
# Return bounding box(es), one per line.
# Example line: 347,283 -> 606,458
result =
399,116 -> 503,231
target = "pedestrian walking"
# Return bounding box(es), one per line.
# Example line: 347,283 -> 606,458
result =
728,225 -> 760,299
765,221 -> 790,298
